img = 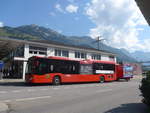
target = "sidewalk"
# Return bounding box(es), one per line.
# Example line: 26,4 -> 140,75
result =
0,79 -> 24,83
0,103 -> 8,113
133,75 -> 143,79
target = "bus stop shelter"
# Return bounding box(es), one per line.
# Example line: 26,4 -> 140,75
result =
0,37 -> 24,79
0,37 -> 24,60
136,0 -> 150,25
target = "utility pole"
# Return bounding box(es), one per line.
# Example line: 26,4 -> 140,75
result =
93,36 -> 105,50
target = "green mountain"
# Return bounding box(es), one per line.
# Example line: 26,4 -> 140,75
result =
0,24 -> 137,63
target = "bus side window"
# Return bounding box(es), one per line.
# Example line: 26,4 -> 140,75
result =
50,65 -> 54,72
73,65 -> 75,71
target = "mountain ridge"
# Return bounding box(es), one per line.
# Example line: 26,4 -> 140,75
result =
0,24 -> 137,63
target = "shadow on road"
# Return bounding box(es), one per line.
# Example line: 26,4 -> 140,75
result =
0,79 -> 132,87
0,82 -> 31,87
0,82 -> 100,87
104,103 -> 148,113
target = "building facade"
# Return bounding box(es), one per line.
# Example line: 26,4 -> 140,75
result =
3,40 -> 116,80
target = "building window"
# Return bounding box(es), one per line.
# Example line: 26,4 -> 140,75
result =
62,50 -> 69,57
109,56 -> 115,61
29,46 -> 47,55
29,51 -> 33,54
75,52 -> 87,59
55,49 -> 61,56
39,51 -> 46,55
92,54 -> 101,60
54,49 -> 69,57
75,52 -> 80,58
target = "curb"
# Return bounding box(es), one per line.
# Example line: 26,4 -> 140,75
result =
0,79 -> 24,83
0,103 -> 8,113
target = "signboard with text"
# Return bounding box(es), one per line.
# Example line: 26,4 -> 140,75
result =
0,61 -> 4,70
123,64 -> 133,78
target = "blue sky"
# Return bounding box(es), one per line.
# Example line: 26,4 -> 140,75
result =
0,0 -> 95,36
0,0 -> 150,52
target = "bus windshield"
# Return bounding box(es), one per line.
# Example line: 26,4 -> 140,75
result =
25,60 -> 35,75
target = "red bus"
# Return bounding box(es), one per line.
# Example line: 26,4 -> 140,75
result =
25,56 -> 117,85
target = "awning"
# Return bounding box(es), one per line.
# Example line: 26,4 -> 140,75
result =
135,0 -> 150,25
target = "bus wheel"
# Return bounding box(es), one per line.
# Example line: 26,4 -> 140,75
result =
126,78 -> 130,82
53,76 -> 61,85
100,76 -> 105,83
116,78 -> 120,81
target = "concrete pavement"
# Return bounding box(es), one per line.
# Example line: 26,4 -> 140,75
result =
0,77 -> 147,113
0,103 -> 8,113
0,79 -> 24,83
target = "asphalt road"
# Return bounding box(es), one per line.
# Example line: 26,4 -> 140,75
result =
0,77 -> 148,113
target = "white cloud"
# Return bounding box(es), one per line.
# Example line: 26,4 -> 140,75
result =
136,28 -> 144,31
85,0 -> 149,52
0,22 -> 4,27
55,4 -> 64,13
49,12 -> 56,16
66,4 -> 78,13
57,29 -> 63,33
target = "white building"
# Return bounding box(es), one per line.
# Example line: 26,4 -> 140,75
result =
2,38 -> 116,80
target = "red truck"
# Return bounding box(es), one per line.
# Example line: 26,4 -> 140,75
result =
116,64 -> 133,81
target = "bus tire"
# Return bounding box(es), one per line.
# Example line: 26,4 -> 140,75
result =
126,78 -> 130,82
116,78 -> 120,81
100,76 -> 105,83
52,76 -> 61,85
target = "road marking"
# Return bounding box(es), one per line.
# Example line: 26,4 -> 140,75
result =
40,88 -> 49,91
88,85 -> 94,87
3,100 -> 11,103
15,96 -> 51,102
96,84 -> 100,86
73,86 -> 80,88
96,89 -> 113,93
0,91 -> 7,94
64,87 -> 70,89
27,89 -> 36,92
80,85 -> 87,88
52,87 -> 60,90
12,90 -> 21,93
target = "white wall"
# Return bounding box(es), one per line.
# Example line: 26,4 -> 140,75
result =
101,55 -> 110,61
47,47 -> 54,56
24,44 -> 29,59
22,44 -> 116,80
22,44 -> 29,80
69,50 -> 75,59
87,53 -> 91,59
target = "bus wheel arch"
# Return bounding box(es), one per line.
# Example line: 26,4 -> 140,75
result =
100,76 -> 105,83
52,75 -> 61,85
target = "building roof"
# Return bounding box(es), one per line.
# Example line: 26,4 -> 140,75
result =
0,37 -> 116,59
29,39 -> 115,55
135,0 -> 150,25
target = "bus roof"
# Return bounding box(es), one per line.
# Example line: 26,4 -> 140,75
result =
29,56 -> 116,64
29,56 -> 79,62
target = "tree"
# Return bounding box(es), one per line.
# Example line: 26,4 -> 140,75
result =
140,71 -> 150,106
